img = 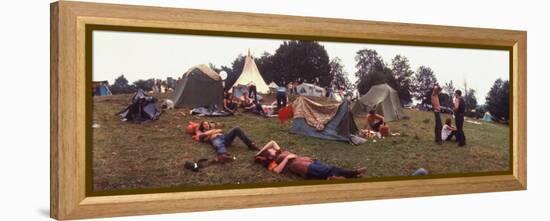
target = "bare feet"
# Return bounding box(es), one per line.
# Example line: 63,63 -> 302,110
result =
355,167 -> 367,178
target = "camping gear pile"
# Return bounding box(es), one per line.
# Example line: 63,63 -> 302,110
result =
117,89 -> 161,122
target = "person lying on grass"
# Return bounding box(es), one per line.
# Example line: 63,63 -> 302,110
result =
254,141 -> 366,180
195,121 -> 260,163
442,118 -> 457,142
364,109 -> 385,132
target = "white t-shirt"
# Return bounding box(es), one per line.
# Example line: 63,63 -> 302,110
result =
442,124 -> 454,140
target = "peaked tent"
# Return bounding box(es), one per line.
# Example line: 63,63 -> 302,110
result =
483,112 -> 493,122
296,83 -> 326,97
353,83 -> 405,121
171,64 -> 224,108
117,89 -> 161,122
268,82 -> 279,89
231,51 -> 270,93
290,96 -> 359,143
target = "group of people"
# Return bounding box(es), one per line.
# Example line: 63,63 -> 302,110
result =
223,83 -> 290,116
193,121 -> 365,180
432,85 -> 466,147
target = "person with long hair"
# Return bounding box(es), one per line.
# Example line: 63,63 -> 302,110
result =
442,118 -> 457,141
365,109 -> 385,132
196,121 -> 259,162
254,141 -> 366,179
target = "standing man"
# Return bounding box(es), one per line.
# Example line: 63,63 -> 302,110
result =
431,85 -> 443,144
453,90 -> 467,147
248,82 -> 258,103
276,83 -> 288,110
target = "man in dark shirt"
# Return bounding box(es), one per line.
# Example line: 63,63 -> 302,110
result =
453,90 -> 466,147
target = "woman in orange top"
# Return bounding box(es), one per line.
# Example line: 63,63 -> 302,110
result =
255,141 -> 366,179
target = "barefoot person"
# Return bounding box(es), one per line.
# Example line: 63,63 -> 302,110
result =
196,121 -> 259,162
453,90 -> 466,146
254,141 -> 366,179
432,85 -> 443,144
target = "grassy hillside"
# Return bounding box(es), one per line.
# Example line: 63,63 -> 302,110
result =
92,93 -> 509,192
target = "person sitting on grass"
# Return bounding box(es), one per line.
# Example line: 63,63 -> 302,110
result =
442,118 -> 457,141
223,92 -> 237,114
195,121 -> 259,163
254,140 -> 366,180
240,92 -> 255,110
364,109 -> 385,132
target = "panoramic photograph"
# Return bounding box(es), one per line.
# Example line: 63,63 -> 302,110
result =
91,30 -> 510,192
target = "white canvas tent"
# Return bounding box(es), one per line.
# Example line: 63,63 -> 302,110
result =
296,83 -> 326,97
231,51 -> 270,94
483,112 -> 493,122
268,82 -> 279,89
353,83 -> 405,121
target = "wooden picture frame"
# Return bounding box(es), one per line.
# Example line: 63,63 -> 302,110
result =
50,1 -> 527,220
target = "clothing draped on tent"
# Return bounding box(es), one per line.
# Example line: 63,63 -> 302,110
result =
290,96 -> 360,143
353,83 -> 405,121
171,64 -> 224,108
292,96 -> 340,130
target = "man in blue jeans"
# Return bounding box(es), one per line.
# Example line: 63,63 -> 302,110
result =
254,141 -> 366,179
196,121 -> 259,162
276,85 -> 287,110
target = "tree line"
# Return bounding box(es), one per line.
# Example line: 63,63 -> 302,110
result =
107,40 -> 510,120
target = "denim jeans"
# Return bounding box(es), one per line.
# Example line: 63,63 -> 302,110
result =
434,112 -> 442,142
276,91 -> 287,110
455,113 -> 466,146
305,160 -> 358,179
210,127 -> 253,155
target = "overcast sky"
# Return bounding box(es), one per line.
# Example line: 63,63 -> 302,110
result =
93,30 -> 509,102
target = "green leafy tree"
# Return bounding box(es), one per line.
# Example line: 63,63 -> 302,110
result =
133,79 -> 154,91
440,80 -> 457,107
390,55 -> 414,104
412,66 -> 438,104
354,49 -> 392,94
110,75 -> 135,94
255,52 -> 276,84
329,57 -> 351,90
270,40 -> 331,86
485,78 -> 510,121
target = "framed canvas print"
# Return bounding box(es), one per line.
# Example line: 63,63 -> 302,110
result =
50,1 -> 527,220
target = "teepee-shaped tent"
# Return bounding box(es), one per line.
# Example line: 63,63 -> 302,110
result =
231,50 -> 270,93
